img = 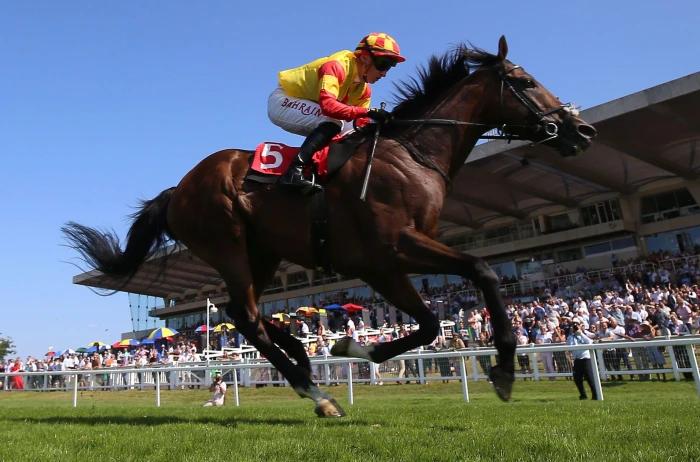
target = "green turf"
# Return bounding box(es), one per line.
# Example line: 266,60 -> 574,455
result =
0,380 -> 698,462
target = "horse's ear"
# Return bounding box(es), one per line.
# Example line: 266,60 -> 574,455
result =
497,35 -> 508,61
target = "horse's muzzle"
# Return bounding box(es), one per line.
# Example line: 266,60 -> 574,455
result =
557,121 -> 597,156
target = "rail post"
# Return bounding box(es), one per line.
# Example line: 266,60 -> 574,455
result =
155,371 -> 161,407
232,365 -> 240,406
347,361 -> 354,405
685,344 -> 700,398
668,340 -> 681,381
417,352 -> 426,385
460,355 -> 469,402
589,349 -> 604,401
72,373 -> 78,407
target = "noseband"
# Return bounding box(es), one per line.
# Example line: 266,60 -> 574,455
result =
498,65 -> 578,144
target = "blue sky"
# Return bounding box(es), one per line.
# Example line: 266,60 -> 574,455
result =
1,1 -> 698,359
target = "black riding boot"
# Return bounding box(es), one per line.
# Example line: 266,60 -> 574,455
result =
280,122 -> 341,190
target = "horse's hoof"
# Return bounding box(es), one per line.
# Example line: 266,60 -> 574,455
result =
330,337 -> 352,357
489,365 -> 514,402
314,397 -> 346,418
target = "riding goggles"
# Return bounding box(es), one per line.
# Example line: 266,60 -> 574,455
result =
372,56 -> 398,72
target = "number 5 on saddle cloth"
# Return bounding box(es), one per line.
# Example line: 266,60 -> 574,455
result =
244,134 -> 364,187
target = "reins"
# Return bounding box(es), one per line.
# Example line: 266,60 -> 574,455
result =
390,118 -> 531,142
361,116 -> 535,197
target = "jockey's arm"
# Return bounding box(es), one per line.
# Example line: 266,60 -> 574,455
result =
317,61 -> 370,121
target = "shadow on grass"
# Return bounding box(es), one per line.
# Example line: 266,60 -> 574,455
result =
3,414 -> 368,428
601,381 -> 627,388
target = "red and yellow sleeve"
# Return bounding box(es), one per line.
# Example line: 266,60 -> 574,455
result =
317,61 -> 368,121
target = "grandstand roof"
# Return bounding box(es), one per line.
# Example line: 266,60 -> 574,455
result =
441,71 -> 700,231
74,72 -> 700,299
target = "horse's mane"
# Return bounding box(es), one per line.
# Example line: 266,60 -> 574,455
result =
390,44 -> 501,120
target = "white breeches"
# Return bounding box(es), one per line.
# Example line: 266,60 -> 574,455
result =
267,86 -> 353,136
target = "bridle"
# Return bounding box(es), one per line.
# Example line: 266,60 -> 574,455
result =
497,65 -> 578,144
390,63 -> 578,144
360,62 -> 580,194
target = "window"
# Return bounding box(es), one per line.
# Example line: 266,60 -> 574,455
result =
584,242 -> 611,256
640,188 -> 699,223
286,271 -> 309,289
261,299 -> 289,316
556,248 -> 582,263
581,205 -> 600,225
644,225 -> 700,254
263,276 -> 285,295
345,286 -> 371,301
490,261 -> 518,280
677,188 -> 696,208
580,199 -> 622,226
410,274 -> 445,293
547,213 -> 575,232
286,295 -> 313,309
484,225 -> 517,244
611,236 -> 636,250
313,271 -> 340,285
518,221 -> 537,239
442,233 -> 467,247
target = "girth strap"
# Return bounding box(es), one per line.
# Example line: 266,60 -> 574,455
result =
310,190 -> 333,273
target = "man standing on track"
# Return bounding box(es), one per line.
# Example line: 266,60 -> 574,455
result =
566,319 -> 598,400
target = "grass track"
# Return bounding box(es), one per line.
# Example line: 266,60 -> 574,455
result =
0,380 -> 698,462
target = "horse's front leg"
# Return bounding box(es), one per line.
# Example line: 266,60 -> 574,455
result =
393,228 -> 516,401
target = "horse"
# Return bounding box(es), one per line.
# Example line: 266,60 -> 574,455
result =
63,36 -> 596,417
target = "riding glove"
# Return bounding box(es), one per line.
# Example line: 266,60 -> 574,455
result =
366,108 -> 393,123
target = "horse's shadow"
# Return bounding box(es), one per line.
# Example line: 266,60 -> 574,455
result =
601,381 -> 627,388
5,414 -> 367,427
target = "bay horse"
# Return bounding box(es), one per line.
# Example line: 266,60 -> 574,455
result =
63,37 -> 596,417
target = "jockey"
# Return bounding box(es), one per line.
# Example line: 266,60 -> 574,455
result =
268,32 -> 405,190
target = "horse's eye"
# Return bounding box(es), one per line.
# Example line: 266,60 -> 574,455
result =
524,79 -> 535,88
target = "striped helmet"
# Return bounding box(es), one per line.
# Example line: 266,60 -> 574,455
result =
356,32 -> 406,62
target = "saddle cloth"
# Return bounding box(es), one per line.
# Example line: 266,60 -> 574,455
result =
245,133 -> 365,185
249,142 -> 331,179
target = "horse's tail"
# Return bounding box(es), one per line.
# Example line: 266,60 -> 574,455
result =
62,187 -> 176,280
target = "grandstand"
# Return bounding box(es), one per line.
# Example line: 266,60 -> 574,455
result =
72,72 -> 700,337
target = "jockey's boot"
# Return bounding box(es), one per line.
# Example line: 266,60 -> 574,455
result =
280,122 -> 341,191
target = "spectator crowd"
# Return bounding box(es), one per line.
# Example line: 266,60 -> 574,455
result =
3,252 -> 699,390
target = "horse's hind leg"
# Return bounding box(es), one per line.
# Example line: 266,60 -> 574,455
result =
262,320 -> 312,376
213,244 -> 343,417
247,251 -> 312,377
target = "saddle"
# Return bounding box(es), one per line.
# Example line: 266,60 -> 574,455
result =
244,133 -> 365,185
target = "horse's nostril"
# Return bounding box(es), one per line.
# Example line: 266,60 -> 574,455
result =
578,124 -> 597,139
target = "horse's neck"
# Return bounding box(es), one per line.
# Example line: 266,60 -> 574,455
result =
411,78 -> 494,180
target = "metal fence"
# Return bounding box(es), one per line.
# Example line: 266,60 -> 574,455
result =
2,337 -> 699,407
